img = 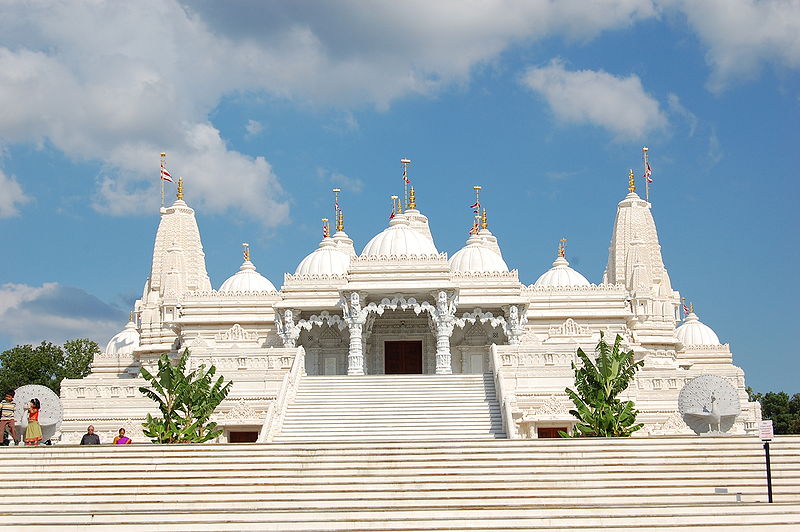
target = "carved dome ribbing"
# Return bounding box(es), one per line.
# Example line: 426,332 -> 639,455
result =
676,312 -> 721,346
449,235 -> 508,273
361,216 -> 438,257
104,320 -> 139,357
534,256 -> 590,287
296,238 -> 350,276
219,260 -> 276,292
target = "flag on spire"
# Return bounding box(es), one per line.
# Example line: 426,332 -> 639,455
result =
160,166 -> 174,183
470,201 -> 480,214
644,160 -> 653,183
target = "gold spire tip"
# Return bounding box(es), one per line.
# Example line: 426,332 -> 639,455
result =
129,311 -> 134,322
242,242 -> 250,261
177,177 -> 184,200
400,158 -> 411,164
642,146 -> 649,152
408,186 -> 416,210
558,237 -> 567,258
160,152 -> 166,157
628,169 -> 636,194
481,208 -> 487,230
689,302 -> 694,313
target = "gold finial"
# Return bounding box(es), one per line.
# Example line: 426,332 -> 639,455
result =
177,176 -> 184,200
337,210 -> 344,232
408,186 -> 416,210
393,193 -> 402,214
558,237 -> 567,258
628,169 -> 635,194
160,152 -> 166,158
481,209 -> 488,230
689,302 -> 694,313
242,242 -> 250,262
129,311 -> 134,322
322,218 -> 330,238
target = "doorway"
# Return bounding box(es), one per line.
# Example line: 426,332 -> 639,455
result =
537,427 -> 568,438
384,341 -> 423,374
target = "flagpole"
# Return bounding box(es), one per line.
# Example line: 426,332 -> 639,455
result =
401,158 -> 411,211
160,152 -> 166,209
643,147 -> 649,202
472,185 -> 482,234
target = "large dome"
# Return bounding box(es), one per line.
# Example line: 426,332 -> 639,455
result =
361,217 -> 438,257
534,256 -> 591,288
296,238 -> 350,276
450,235 -> 508,273
104,320 -> 139,357
219,260 -> 276,292
676,312 -> 721,346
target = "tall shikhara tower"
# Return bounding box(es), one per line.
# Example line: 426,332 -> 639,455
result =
604,176 -> 680,350
136,178 -> 211,356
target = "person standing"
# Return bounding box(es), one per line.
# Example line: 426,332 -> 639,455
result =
80,425 -> 100,445
113,428 -> 132,445
23,398 -> 42,446
0,391 -> 18,445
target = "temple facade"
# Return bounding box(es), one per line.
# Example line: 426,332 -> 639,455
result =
59,169 -> 761,443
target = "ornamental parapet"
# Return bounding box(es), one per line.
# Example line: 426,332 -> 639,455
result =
680,343 -> 731,352
523,283 -> 627,294
351,252 -> 449,264
283,273 -> 348,283
183,289 -> 281,300
494,347 -> 578,368
451,269 -> 520,280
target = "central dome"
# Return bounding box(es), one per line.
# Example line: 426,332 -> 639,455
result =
104,319 -> 140,357
676,312 -> 721,346
450,235 -> 509,273
296,238 -> 350,276
534,256 -> 590,287
219,260 -> 276,292
361,217 -> 438,257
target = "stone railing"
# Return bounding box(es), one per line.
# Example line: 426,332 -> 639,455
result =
259,346 -> 305,442
494,349 -> 577,368
490,344 -> 517,439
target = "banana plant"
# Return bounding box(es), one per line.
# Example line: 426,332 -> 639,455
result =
562,333 -> 644,437
139,349 -> 232,443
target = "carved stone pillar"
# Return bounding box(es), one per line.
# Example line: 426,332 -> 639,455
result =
340,291 -> 367,376
432,289 -> 458,375
347,323 -> 364,376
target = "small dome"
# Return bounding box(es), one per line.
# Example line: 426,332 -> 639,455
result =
219,260 -> 276,292
534,256 -> 591,287
450,235 -> 509,273
361,217 -> 438,257
104,320 -> 139,357
296,238 -> 350,276
676,312 -> 721,346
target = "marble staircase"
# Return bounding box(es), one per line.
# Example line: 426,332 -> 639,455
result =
274,373 -> 506,441
1,436 -> 799,530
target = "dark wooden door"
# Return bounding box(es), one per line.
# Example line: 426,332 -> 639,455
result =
384,341 -> 423,374
228,431 -> 259,443
537,427 -> 568,438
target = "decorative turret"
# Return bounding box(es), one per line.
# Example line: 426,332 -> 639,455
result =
604,165 -> 680,348
138,175 -> 211,353
331,188 -> 357,256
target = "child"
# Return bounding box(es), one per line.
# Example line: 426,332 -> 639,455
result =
24,398 -> 42,446
0,391 -> 17,445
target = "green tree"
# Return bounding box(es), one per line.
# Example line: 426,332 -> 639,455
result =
139,349 -> 232,444
0,339 -> 98,395
562,333 -> 645,437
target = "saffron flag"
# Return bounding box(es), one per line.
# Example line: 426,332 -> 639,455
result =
470,201 -> 480,214
160,166 -> 174,183
644,161 -> 653,183
682,302 -> 690,315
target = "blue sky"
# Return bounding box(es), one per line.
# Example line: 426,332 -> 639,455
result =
0,1 -> 797,392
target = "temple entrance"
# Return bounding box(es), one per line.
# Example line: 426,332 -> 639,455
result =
384,341 -> 423,374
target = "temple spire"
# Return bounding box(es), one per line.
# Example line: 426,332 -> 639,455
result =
628,169 -> 636,194
558,237 -> 567,258
333,188 -> 344,231
471,185 -> 482,234
322,218 -> 330,238
481,208 -> 488,230
177,176 -> 184,201
242,242 -> 250,262
408,186 -> 416,210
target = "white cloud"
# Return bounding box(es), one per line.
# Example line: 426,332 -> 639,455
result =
670,0 -> 800,91
317,168 -> 365,194
0,169 -> 30,217
245,120 -> 263,137
0,283 -> 127,348
667,93 -> 698,137
521,59 -> 668,140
